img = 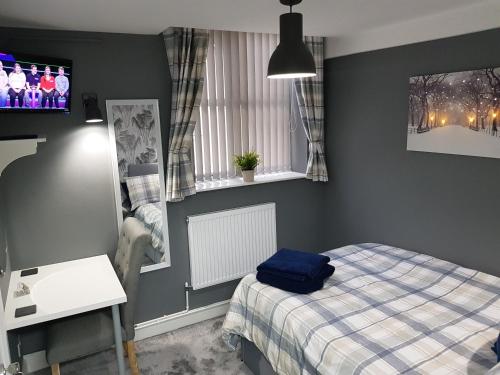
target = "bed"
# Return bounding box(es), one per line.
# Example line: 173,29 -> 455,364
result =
223,243 -> 500,375
123,163 -> 166,264
133,202 -> 165,263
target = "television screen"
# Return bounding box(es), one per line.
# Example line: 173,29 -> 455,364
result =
0,51 -> 72,113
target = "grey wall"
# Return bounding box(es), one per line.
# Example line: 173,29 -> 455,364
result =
324,28 -> 500,277
0,27 -> 326,354
0,178 -> 11,306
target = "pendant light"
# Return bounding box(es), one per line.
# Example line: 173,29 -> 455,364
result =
267,0 -> 316,79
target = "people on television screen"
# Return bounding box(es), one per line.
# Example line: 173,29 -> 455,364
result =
54,66 -> 69,109
0,61 -> 8,108
8,63 -> 26,108
40,66 -> 55,108
25,65 -> 41,108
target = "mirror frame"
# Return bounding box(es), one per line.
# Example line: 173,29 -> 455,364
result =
106,99 -> 171,272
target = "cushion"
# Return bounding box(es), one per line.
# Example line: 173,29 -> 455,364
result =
125,174 -> 161,210
46,310 -> 124,365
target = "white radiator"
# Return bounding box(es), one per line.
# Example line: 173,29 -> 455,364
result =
187,203 -> 277,290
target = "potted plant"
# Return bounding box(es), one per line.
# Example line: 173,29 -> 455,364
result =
234,151 -> 260,182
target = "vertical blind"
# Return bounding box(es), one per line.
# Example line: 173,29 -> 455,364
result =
194,30 -> 291,182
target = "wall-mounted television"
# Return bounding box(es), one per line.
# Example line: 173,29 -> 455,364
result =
0,51 -> 72,113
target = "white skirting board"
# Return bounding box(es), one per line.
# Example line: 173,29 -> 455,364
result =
23,300 -> 230,373
134,299 -> 230,341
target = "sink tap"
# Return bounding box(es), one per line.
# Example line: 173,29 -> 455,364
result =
13,283 -> 30,298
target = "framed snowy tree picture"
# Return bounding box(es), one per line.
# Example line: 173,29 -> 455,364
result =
407,67 -> 500,158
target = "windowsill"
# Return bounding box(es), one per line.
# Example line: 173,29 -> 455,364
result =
195,171 -> 307,193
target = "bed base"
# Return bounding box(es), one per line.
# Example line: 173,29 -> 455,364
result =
242,338 -> 277,375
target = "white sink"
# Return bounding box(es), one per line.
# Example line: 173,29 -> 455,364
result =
5,255 -> 126,332
32,265 -> 107,312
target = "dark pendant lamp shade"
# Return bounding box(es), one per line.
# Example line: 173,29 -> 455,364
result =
267,0 -> 316,79
82,93 -> 104,123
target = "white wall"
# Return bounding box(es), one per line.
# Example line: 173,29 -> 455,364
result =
326,0 -> 500,58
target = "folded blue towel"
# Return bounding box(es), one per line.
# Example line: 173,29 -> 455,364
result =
493,333 -> 500,362
257,248 -> 331,282
257,264 -> 335,294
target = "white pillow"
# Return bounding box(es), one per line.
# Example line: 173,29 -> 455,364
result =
125,174 -> 161,210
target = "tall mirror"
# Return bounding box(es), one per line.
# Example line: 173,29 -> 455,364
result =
106,99 -> 170,272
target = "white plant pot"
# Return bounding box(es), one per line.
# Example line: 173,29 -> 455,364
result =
241,170 -> 255,182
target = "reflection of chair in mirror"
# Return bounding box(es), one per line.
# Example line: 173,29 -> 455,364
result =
121,163 -> 166,266
46,217 -> 148,375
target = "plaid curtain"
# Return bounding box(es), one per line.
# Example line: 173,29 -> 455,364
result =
294,37 -> 328,182
164,28 -> 209,202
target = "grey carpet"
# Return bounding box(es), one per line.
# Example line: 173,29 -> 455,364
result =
32,317 -> 252,375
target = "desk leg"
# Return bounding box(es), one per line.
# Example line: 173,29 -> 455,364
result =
112,305 -> 126,375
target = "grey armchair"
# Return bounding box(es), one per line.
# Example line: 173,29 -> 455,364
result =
46,217 -> 150,375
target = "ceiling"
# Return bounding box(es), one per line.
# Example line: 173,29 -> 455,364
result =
0,0 -> 499,57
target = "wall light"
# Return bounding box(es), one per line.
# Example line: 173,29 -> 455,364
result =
82,93 -> 104,123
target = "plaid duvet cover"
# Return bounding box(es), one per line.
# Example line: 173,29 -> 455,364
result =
223,244 -> 500,374
134,202 -> 164,252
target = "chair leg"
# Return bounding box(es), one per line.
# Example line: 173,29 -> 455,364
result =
123,341 -> 128,357
126,340 -> 139,375
51,363 -> 61,375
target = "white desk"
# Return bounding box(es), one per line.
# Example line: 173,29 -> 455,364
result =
4,255 -> 127,375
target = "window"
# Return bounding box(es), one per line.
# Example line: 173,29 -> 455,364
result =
194,30 -> 293,184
